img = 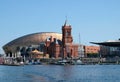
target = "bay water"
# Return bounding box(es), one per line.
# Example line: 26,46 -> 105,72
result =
0,65 -> 120,82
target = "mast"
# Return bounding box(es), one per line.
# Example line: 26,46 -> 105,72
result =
79,33 -> 81,45
79,33 -> 82,58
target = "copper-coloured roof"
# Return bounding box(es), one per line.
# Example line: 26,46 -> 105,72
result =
3,32 -> 62,53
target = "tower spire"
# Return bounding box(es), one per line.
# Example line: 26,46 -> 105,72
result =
64,16 -> 68,26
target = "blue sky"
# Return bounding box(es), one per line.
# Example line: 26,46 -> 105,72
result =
0,0 -> 120,53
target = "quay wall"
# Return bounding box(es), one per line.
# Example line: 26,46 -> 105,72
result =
39,58 -> 120,64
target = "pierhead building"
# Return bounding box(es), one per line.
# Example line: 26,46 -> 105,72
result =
45,20 -> 79,58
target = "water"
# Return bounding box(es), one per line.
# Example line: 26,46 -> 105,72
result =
0,65 -> 120,82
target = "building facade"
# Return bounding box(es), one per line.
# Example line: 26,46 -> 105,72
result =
3,32 -> 62,58
91,39 -> 120,58
100,46 -> 120,57
84,46 -> 100,57
44,21 -> 79,59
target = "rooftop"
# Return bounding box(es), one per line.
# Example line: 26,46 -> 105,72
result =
91,39 -> 120,47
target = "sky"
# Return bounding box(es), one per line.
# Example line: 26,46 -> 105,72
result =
0,0 -> 120,54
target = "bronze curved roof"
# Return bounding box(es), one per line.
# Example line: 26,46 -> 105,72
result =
3,32 -> 62,53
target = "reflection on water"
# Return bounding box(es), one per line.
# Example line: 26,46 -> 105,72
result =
0,65 -> 120,82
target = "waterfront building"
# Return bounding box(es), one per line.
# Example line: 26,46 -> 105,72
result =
91,39 -> 120,58
84,45 -> 100,57
44,20 -> 79,58
3,32 -> 62,58
3,20 -> 79,59
30,49 -> 49,59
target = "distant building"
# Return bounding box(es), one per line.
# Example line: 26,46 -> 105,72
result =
44,20 -> 79,58
84,46 -> 100,57
91,39 -> 120,57
3,20 -> 79,59
30,49 -> 49,59
3,32 -> 62,58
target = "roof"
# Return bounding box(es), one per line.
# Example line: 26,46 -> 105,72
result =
3,32 -> 62,53
90,40 -> 120,47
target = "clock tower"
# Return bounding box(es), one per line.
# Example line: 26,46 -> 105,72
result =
62,20 -> 73,47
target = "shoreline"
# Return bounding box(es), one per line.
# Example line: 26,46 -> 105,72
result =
1,57 -> 120,66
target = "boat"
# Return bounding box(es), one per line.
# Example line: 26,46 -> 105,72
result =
2,57 -> 24,66
3,62 -> 24,66
71,59 -> 84,65
75,59 -> 84,65
51,59 -> 68,65
25,59 -> 41,65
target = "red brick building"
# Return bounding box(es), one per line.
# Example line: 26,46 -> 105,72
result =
84,46 -> 100,57
44,21 -> 79,59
